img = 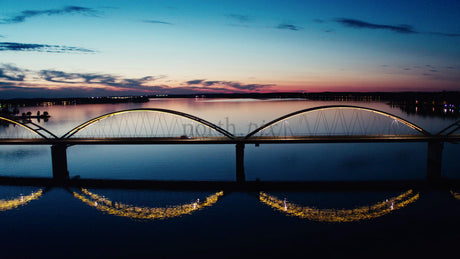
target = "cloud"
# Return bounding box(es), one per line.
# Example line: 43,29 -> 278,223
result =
0,83 -> 169,99
0,65 -> 167,96
186,79 -> 205,85
335,18 -> 417,34
202,81 -> 221,86
276,23 -> 302,31
0,6 -> 99,24
227,14 -> 252,23
0,65 -> 275,98
39,70 -> 163,90
429,32 -> 460,37
185,79 -> 274,91
0,42 -> 96,53
0,79 -> 236,98
0,64 -> 26,81
142,20 -> 174,25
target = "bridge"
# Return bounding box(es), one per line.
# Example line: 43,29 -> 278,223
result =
0,105 -> 459,183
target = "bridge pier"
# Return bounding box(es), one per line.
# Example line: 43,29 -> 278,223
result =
426,141 -> 443,182
51,144 -> 69,180
236,143 -> 245,182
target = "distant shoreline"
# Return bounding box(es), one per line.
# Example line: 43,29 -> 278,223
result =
1,91 -> 459,119
0,92 -> 459,109
1,91 -> 459,103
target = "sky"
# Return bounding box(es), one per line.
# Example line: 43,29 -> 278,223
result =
0,0 -> 459,98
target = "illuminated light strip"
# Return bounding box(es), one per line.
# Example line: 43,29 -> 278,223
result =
246,105 -> 430,138
0,116 -> 51,139
73,188 -> 224,220
450,191 -> 460,200
259,190 -> 419,222
62,109 -> 234,139
257,107 -> 422,135
0,189 -> 43,211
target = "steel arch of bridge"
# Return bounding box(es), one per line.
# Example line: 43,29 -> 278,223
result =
245,105 -> 431,139
437,120 -> 460,136
61,108 -> 236,139
0,116 -> 58,139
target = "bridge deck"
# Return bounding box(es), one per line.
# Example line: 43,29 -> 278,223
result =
0,135 -> 458,145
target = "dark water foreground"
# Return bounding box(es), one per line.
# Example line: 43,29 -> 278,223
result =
1,179 -> 459,258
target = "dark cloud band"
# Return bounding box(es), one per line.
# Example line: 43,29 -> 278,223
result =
39,70 -> 159,90
227,14 -> 252,23
0,6 -> 99,24
429,32 -> 460,37
276,23 -> 302,31
0,42 -> 96,53
0,64 -> 26,81
142,20 -> 174,25
186,79 -> 274,91
335,18 -> 417,34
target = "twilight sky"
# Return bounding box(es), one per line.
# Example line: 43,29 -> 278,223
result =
1,0 -> 459,98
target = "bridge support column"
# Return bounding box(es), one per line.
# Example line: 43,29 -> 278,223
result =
427,141 -> 443,182
51,144 -> 69,180
236,143 -> 245,183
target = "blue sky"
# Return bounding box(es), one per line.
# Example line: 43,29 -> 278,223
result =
1,0 -> 459,98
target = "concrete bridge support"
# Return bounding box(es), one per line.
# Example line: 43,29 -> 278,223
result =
51,144 -> 69,180
236,143 -> 245,182
426,141 -> 443,182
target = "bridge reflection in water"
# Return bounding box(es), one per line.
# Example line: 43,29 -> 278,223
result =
72,188 -> 224,220
451,191 -> 460,200
0,188 -> 43,211
2,184 -> 460,224
259,190 -> 419,222
0,184 -> 430,223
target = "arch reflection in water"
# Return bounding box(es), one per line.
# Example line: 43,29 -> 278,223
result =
72,188 -> 224,220
0,189 -> 44,211
450,191 -> 460,200
259,190 -> 419,222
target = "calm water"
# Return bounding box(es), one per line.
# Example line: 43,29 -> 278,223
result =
1,98 -> 459,258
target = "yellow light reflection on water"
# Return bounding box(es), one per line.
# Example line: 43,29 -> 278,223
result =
73,188 -> 224,220
259,190 -> 419,222
0,189 -> 43,211
450,191 -> 460,200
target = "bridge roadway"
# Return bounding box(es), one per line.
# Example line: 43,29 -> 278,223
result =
0,135 -> 459,145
